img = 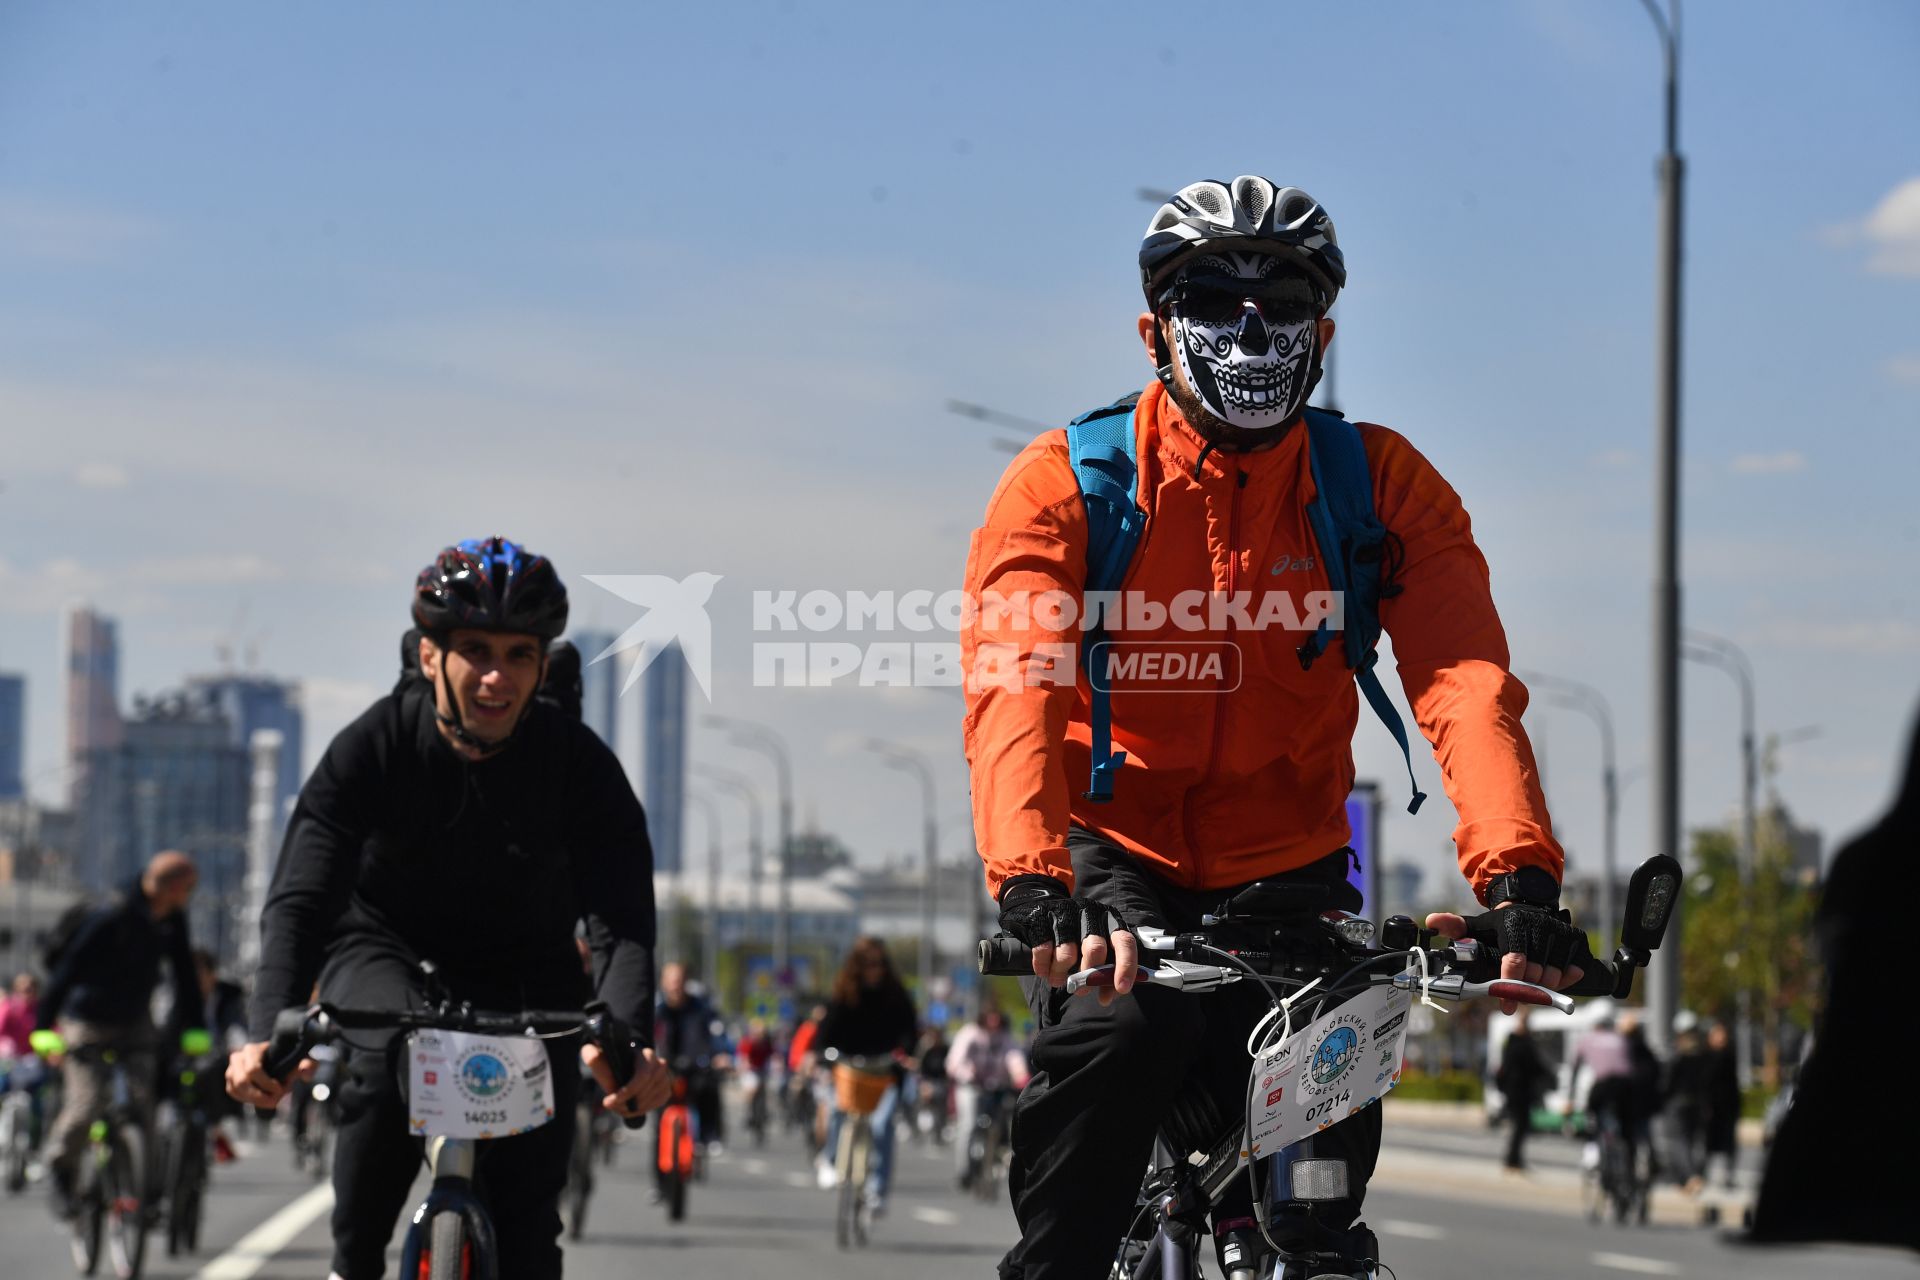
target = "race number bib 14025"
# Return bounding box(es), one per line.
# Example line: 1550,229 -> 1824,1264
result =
407,1030 -> 554,1140
1248,983 -> 1412,1158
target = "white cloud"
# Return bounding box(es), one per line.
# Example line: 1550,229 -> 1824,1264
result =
1730,451 -> 1807,475
73,463 -> 131,489
0,194 -> 157,265
1884,353 -> 1920,385
1864,178 -> 1920,277
136,555 -> 282,588
1826,177 -> 1920,278
1756,618 -> 1920,656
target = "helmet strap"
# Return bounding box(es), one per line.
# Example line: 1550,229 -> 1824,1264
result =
1151,313 -> 1178,397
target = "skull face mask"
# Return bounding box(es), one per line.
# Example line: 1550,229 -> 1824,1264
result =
1166,252 -> 1320,433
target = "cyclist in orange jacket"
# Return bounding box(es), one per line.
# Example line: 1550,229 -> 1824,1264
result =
963,176 -> 1586,1279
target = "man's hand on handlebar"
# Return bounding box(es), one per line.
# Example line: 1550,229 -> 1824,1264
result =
1424,905 -> 1587,1016
582,1041 -> 672,1120
225,1040 -> 314,1109
997,875 -> 1137,1005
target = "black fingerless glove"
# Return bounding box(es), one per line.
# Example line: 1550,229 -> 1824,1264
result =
997,875 -> 1128,950
1467,903 -> 1591,973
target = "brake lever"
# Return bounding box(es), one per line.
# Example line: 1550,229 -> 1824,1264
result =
1065,960 -> 1238,995
1391,971 -> 1574,1014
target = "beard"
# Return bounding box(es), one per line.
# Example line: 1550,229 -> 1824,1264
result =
1165,371 -> 1303,454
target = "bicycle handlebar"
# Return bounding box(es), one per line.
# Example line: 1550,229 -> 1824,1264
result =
978,919 -> 1629,1007
264,1000 -> 648,1130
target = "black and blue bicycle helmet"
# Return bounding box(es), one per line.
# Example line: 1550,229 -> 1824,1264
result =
412,537 -> 569,642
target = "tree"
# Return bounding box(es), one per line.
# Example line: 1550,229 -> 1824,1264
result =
1681,813 -> 1819,1086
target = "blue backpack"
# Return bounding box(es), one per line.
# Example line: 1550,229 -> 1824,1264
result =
1065,393 -> 1427,814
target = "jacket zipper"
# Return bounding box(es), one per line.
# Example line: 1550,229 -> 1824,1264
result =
1183,466 -> 1246,886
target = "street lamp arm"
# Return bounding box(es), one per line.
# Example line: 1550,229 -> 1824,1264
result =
1636,0 -> 1681,150
1516,670 -> 1617,766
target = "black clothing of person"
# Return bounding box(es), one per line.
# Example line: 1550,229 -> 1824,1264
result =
248,684 -> 657,1040
1753,704 -> 1920,1253
655,993 -> 720,1065
998,829 -> 1380,1280
1666,1043 -> 1712,1180
819,983 -> 918,1059
37,876 -> 203,1036
1703,1043 -> 1740,1165
251,685 -> 657,1279
656,992 -> 724,1146
1496,1032 -> 1549,1169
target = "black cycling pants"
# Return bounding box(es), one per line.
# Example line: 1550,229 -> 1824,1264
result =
326,954 -> 582,1280
999,830 -> 1383,1280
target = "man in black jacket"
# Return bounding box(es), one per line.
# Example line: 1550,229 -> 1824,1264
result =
1751,704 -> 1920,1254
224,537 -> 671,1280
35,849 -> 204,1217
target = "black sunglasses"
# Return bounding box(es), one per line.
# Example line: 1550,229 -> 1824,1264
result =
1163,276 -> 1320,327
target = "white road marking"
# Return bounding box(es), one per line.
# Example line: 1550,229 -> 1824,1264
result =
912,1206 -> 960,1226
1591,1253 -> 1681,1276
742,1157 -> 770,1175
785,1170 -> 816,1188
192,1183 -> 334,1280
1379,1219 -> 1448,1240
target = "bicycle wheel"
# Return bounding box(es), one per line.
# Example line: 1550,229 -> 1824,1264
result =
667,1170 -> 687,1223
842,1117 -> 874,1249
567,1109 -> 594,1240
1605,1146 -> 1634,1227
834,1118 -> 859,1250
166,1131 -> 206,1257
4,1124 -> 28,1194
974,1120 -> 1001,1204
426,1210 -> 470,1280
104,1127 -> 147,1279
311,1117 -> 331,1182
70,1165 -> 103,1276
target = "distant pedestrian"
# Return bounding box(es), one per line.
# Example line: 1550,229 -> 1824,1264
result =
1702,1022 -> 1741,1189
1496,1021 -> 1550,1171
1666,1017 -> 1712,1190
1620,1014 -> 1665,1182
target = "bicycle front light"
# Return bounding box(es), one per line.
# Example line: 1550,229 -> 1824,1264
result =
311,1083 -> 332,1103
1288,1158 -> 1350,1202
1329,915 -> 1376,948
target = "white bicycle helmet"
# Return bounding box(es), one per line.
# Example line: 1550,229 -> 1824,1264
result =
1140,176 -> 1345,311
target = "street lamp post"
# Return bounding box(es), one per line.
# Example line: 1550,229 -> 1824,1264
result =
689,791 -> 723,996
865,740 -> 938,1011
1682,629 -> 1757,1087
1516,673 -> 1619,954
693,764 -> 765,1009
1638,0 -> 1687,1056
705,716 -> 793,982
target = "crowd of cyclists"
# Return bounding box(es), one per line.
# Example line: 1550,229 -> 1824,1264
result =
0,906 -> 1038,1241
3,175 -> 1709,1277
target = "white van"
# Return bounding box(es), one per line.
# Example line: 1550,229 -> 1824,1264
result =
1482,998 -> 1623,1132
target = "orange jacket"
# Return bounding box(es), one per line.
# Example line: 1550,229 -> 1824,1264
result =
961,380 -> 1562,905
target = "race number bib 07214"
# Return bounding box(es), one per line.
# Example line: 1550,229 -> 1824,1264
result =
407,1030 -> 555,1140
1247,983 -> 1412,1158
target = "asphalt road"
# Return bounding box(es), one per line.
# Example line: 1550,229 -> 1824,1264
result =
0,1102 -> 1910,1279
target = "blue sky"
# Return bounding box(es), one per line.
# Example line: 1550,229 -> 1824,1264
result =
1,1 -> 1915,905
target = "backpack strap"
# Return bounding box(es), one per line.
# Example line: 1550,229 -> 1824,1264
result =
1066,393 -> 1146,802
1298,408 -> 1428,815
